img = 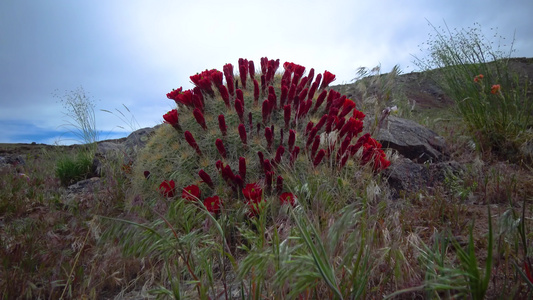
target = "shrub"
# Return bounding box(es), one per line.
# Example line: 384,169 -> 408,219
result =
112,57 -> 391,297
413,21 -> 533,159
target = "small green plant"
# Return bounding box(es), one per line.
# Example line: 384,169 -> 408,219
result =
55,148 -> 95,186
413,21 -> 533,159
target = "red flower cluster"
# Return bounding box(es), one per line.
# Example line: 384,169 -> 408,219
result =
163,109 -> 181,131
179,183 -> 222,214
351,134 -> 390,171
190,69 -> 221,97
474,74 -> 484,83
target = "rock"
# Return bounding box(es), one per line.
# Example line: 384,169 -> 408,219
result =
385,157 -> 463,198
63,177 -> 102,207
123,125 -> 161,157
0,154 -> 25,168
97,141 -> 125,156
375,116 -> 446,163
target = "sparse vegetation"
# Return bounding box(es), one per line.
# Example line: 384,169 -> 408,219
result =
413,21 -> 533,161
1,49 -> 533,298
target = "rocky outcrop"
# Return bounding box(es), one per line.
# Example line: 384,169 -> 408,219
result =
375,116 -> 462,198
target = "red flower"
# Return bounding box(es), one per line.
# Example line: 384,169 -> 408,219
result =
159,180 -> 176,197
218,84 -> 230,108
265,127 -> 273,151
182,184 -> 201,201
353,109 -> 366,120
288,84 -> 297,103
243,182 -> 263,203
218,114 -> 227,136
239,157 -> 247,181
222,165 -> 236,184
474,74 -> 484,83
311,90 -> 327,113
491,84 -> 501,94
198,169 -> 214,188
248,60 -> 255,81
283,104 -> 291,129
215,139 -> 227,159
280,192 -> 297,206
268,86 -> 277,110
305,121 -> 314,136
223,63 -> 235,96
238,124 -> 247,145
173,89 -> 195,107
190,71 -> 215,97
307,81 -> 319,101
184,131 -> 202,156
320,71 -> 336,90
261,57 -> 269,74
203,195 -> 222,214
166,87 -> 182,101
193,108 -> 207,130
233,175 -> 244,189
311,135 -> 321,159
307,68 -> 315,87
276,176 -> 284,194
163,109 -> 180,130
274,145 -> 285,165
211,70 -> 223,87
339,99 -> 356,119
290,146 -> 300,167
313,149 -> 326,167
238,58 -> 248,89
288,129 -> 296,152
235,98 -> 245,123
257,151 -> 265,171
262,100 -> 271,124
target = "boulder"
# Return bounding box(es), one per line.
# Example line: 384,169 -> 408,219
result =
385,157 -> 463,198
375,116 -> 446,163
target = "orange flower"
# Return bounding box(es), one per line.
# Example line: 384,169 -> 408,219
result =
474,74 -> 484,83
491,84 -> 501,94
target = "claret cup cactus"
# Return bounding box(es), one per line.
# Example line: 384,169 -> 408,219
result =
134,57 -> 390,219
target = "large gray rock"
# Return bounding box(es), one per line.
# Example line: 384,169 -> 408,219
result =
375,116 -> 446,163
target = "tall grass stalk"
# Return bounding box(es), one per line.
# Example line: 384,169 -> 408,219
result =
55,86 -> 100,145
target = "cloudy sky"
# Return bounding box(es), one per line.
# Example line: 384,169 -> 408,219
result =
1,1 -> 532,144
